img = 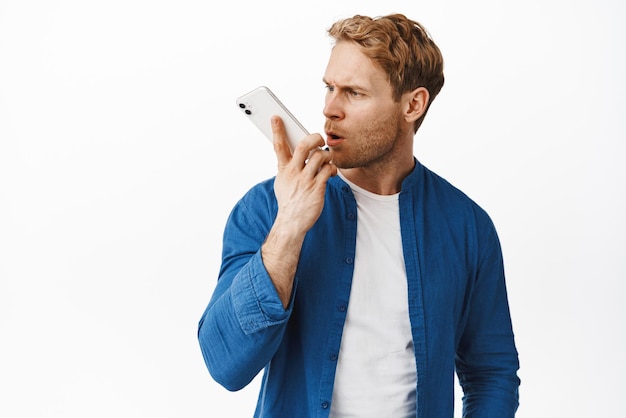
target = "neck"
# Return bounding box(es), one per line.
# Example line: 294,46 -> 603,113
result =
339,156 -> 415,195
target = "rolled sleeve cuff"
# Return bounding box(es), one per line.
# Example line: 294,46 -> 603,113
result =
231,251 -> 295,334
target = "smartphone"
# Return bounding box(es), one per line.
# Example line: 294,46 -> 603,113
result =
236,86 -> 309,152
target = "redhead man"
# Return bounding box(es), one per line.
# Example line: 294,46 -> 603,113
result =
198,13 -> 520,418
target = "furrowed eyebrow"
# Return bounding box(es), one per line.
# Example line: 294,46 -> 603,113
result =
322,78 -> 366,92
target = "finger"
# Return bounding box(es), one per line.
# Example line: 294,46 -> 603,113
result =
302,145 -> 333,175
317,160 -> 338,181
312,160 -> 338,187
271,116 -> 292,167
293,134 -> 326,163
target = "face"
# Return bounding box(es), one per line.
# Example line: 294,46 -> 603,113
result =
323,41 -> 409,170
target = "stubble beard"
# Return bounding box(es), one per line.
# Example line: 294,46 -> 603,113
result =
331,111 -> 405,171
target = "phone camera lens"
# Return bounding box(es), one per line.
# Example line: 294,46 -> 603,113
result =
245,109 -> 252,115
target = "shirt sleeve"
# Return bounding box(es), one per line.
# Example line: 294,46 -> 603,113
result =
456,220 -> 521,417
197,187 -> 295,391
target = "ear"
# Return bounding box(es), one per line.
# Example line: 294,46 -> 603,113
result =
402,87 -> 429,124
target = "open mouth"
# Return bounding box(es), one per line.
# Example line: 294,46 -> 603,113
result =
326,131 -> 342,141
326,133 -> 343,147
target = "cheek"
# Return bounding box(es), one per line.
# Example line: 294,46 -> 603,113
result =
359,108 -> 402,141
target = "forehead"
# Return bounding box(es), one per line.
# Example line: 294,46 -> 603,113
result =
323,41 -> 389,90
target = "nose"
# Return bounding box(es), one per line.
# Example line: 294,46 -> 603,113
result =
323,91 -> 344,120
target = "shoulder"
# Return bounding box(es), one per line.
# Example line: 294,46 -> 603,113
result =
236,177 -> 276,207
226,177 -> 278,230
408,161 -> 496,232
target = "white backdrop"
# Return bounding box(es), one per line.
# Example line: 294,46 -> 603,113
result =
1,0 -> 625,417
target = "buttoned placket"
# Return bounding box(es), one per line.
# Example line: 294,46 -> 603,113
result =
317,184 -> 357,417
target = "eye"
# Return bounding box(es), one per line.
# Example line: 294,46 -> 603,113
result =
325,84 -> 335,93
348,89 -> 361,97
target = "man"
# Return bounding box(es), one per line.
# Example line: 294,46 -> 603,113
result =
198,13 -> 520,418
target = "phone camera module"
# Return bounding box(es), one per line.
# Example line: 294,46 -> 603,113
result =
238,102 -> 252,115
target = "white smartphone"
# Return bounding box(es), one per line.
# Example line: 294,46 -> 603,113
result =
236,86 -> 309,152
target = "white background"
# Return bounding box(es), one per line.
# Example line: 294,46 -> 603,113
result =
1,0 -> 625,417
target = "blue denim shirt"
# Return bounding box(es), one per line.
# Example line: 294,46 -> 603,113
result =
198,159 -> 520,418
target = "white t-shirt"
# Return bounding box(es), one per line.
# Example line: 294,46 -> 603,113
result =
330,174 -> 417,418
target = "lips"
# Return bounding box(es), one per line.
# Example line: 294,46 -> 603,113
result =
325,130 -> 344,147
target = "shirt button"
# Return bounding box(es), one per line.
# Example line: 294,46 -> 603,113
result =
329,353 -> 338,361
347,212 -> 355,220
345,257 -> 353,264
337,305 -> 346,312
321,401 -> 329,409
